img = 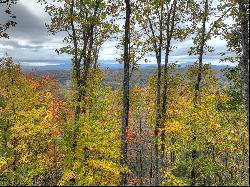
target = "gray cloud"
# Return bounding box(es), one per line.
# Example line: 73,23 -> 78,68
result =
0,2 -> 68,62
5,3 -> 48,44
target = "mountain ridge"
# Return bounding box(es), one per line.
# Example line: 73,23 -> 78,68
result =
18,60 -> 234,71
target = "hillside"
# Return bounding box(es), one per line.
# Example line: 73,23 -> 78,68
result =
24,65 -> 230,90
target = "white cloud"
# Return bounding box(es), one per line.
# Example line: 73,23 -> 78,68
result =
19,61 -> 62,66
0,44 -> 14,50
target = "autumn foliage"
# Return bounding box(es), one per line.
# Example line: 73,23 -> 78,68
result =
0,0 -> 249,186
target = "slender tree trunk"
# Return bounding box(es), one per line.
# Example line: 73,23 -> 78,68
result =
80,19 -> 96,114
194,0 -> 208,101
238,2 -> 249,184
238,0 -> 249,131
79,1 -> 100,115
191,0 -> 208,185
162,0 -> 177,124
69,0 -> 81,121
69,1 -> 100,184
162,41 -> 169,130
146,11 -> 163,183
154,4 -> 164,185
161,0 -> 178,169
154,54 -> 162,186
93,45 -> 100,69
121,0 -> 131,185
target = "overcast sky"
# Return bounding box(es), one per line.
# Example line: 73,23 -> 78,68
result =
0,0 -> 234,66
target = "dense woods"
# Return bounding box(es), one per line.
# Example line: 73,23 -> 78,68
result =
0,0 -> 249,186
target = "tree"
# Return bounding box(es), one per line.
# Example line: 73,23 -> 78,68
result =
238,0 -> 249,130
0,58 -> 65,186
135,1 -> 165,184
135,0 -> 190,184
161,0 -> 190,169
187,0 -> 228,184
40,0 -> 125,185
162,65 -> 248,186
219,0 -> 249,130
120,0 -> 131,185
40,0 -> 119,118
59,69 -> 124,186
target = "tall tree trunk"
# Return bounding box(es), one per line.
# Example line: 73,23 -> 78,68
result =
121,0 -> 131,185
154,54 -> 162,186
69,0 -> 81,121
69,1 -> 100,184
68,2 -> 79,180
162,0 -> 177,125
146,12 -> 163,183
153,4 -> 164,185
80,18 -> 96,114
238,0 -> 249,131
191,0 -> 208,185
161,0 -> 178,168
194,0 -> 208,101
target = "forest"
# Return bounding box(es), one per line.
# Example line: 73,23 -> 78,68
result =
0,0 -> 249,186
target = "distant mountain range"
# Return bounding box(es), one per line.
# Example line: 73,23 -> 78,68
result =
18,60 -> 233,72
